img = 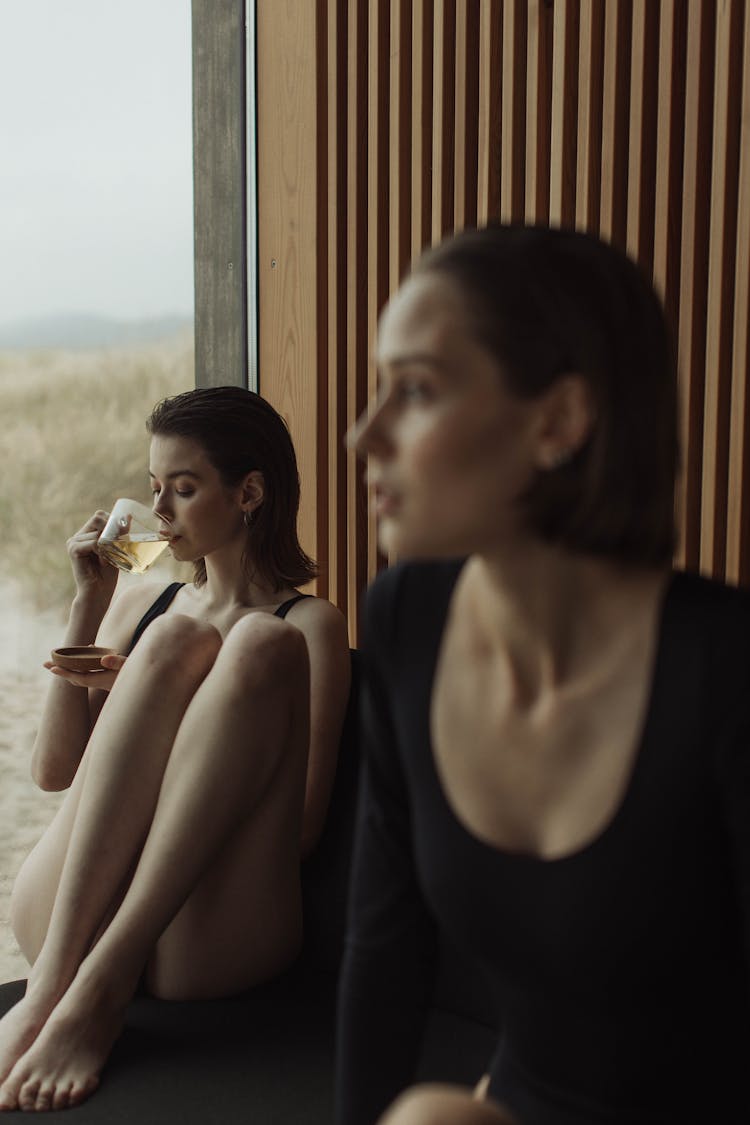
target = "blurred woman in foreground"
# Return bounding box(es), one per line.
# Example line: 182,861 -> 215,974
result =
336,225 -> 750,1124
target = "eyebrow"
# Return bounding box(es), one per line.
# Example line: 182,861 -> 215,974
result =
376,353 -> 448,371
148,469 -> 202,480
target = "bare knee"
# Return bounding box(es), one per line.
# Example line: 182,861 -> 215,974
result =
125,613 -> 222,684
217,614 -> 309,702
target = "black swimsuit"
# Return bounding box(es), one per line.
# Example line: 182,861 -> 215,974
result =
126,582 -> 309,653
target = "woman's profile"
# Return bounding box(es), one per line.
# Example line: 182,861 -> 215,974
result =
0,385 -> 351,1112
336,225 -> 750,1124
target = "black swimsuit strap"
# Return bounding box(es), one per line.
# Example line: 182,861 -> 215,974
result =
126,586 -> 307,654
126,582 -> 185,654
274,593 -> 311,619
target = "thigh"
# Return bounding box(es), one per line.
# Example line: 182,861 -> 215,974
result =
9,752 -> 93,964
10,617 -> 223,965
381,1084 -> 519,1125
144,615 -> 310,999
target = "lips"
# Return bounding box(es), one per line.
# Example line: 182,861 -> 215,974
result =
371,483 -> 400,516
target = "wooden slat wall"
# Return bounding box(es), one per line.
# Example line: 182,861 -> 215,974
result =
256,0 -> 750,639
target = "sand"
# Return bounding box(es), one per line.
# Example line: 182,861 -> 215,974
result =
0,582 -> 66,984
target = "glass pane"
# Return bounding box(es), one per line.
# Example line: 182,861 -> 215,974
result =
0,0 -> 194,983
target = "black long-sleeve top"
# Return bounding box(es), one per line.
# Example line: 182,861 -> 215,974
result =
336,561 -> 750,1124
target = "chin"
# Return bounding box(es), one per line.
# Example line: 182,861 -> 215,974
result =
379,529 -> 463,561
378,512 -> 474,560
168,543 -> 193,564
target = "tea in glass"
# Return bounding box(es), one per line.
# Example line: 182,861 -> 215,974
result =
95,499 -> 169,574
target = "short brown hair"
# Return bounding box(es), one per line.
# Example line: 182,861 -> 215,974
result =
414,224 -> 678,567
147,386 -> 316,590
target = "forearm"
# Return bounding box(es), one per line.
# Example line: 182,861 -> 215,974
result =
337,950 -> 434,1125
31,594 -> 109,789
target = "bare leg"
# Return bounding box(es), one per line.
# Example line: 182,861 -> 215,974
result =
0,612 -> 308,1111
379,1084 -> 519,1125
0,614 -> 221,1100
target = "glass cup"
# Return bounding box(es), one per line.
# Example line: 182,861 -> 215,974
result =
95,498 -> 170,575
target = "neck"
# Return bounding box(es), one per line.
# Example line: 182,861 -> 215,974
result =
460,542 -> 668,699
199,544 -> 281,609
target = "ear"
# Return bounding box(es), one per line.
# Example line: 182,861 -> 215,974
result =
534,374 -> 596,470
240,470 -> 265,515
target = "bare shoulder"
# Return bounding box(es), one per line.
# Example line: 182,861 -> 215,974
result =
284,595 -> 350,647
283,597 -> 351,691
96,580 -> 183,653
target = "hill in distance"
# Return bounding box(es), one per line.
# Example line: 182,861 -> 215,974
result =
0,313 -> 193,351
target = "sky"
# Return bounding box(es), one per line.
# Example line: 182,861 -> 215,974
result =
0,0 -> 194,325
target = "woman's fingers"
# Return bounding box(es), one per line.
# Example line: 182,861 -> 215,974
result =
80,510 -> 110,535
473,1076 -> 491,1102
46,663 -> 121,692
67,513 -> 108,555
65,512 -> 119,597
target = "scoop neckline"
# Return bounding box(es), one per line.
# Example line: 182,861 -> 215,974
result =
427,570 -> 679,867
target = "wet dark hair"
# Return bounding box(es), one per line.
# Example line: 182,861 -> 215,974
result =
147,386 -> 316,591
413,224 -> 678,566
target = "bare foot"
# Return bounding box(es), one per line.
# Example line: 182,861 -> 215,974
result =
0,986 -> 60,1089
0,973 -> 126,1112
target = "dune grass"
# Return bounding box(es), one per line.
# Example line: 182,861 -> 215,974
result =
0,332 -> 195,612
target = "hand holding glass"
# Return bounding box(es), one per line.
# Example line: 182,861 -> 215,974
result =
95,498 -> 169,574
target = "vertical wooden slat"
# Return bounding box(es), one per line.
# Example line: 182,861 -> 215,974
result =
549,0 -> 580,228
432,0 -> 457,242
675,0 -> 715,570
652,0 -> 687,335
256,0 -> 319,571
525,0 -> 553,223
477,0 -> 502,224
345,0 -> 370,632
625,0 -> 659,273
325,0 -> 348,607
389,0 -> 412,289
411,0 -> 434,262
315,0 -> 330,600
367,0 -> 390,583
500,0 -> 527,222
600,0 -> 632,248
726,2 -> 750,586
700,0 -> 743,578
575,0 -> 605,232
454,0 -> 480,230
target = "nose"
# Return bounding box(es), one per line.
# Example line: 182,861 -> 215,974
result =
345,396 -> 391,459
152,495 -> 172,525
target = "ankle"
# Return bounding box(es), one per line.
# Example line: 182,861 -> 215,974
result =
72,955 -> 141,1013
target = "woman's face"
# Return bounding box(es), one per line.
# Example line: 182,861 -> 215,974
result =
354,272 -> 546,560
148,434 -> 246,563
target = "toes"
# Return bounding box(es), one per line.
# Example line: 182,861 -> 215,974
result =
52,1081 -> 74,1112
0,1075 -> 21,1112
0,1090 -> 17,1112
30,1082 -> 55,1112
68,1075 -> 99,1108
17,1077 -> 41,1112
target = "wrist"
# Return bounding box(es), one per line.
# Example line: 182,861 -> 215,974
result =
66,595 -> 109,643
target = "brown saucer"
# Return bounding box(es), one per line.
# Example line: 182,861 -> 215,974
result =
51,646 -> 117,672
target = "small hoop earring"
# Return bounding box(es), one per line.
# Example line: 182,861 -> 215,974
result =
243,509 -> 254,528
546,448 -> 573,470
